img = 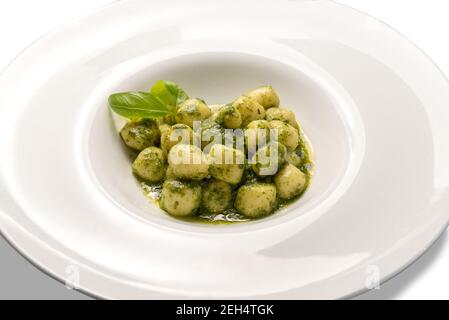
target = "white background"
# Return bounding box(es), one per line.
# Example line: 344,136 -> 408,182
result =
0,0 -> 448,300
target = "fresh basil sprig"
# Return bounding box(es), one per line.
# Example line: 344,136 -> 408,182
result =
108,80 -> 189,120
150,80 -> 189,112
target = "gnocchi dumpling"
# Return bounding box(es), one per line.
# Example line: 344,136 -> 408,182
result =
200,118 -> 225,150
208,144 -> 245,184
246,86 -> 280,109
168,144 -> 209,181
158,123 -> 171,136
232,96 -> 265,126
234,183 -> 277,218
215,104 -> 243,129
120,119 -> 160,151
274,164 -> 307,199
156,114 -> 176,126
251,142 -> 287,176
286,147 -> 304,168
269,120 -> 299,151
165,165 -> 176,180
202,179 -> 232,213
160,124 -> 193,154
265,107 -> 299,129
132,147 -> 166,181
244,120 -> 271,153
113,81 -> 313,223
209,104 -> 225,115
176,98 -> 211,128
160,180 -> 201,217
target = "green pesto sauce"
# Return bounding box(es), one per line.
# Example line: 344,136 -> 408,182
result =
134,132 -> 313,224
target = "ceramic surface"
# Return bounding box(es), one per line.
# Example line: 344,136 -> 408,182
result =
0,0 -> 448,299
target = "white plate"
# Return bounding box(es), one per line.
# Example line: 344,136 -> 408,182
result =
1,0 -> 449,300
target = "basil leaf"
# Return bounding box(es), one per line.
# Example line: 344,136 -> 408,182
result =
150,80 -> 189,111
108,91 -> 174,119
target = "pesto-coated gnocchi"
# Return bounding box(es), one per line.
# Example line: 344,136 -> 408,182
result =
244,120 -> 271,152
232,96 -> 265,126
120,119 -> 160,151
274,164 -> 307,199
200,119 -> 225,149
176,98 -> 211,127
208,144 -> 245,184
265,107 -> 299,129
165,165 -> 176,180
111,81 -> 312,223
160,124 -> 193,154
286,147 -> 304,168
234,183 -> 277,218
269,120 -> 299,151
168,144 -> 209,181
132,146 -> 166,182
215,104 -> 242,129
209,104 -> 225,115
160,180 -> 201,217
251,142 -> 287,176
156,114 -> 176,126
246,86 -> 280,109
202,179 -> 232,213
158,123 -> 171,136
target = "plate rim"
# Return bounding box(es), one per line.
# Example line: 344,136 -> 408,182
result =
0,0 -> 448,299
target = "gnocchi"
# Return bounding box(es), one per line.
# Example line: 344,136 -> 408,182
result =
234,183 -> 277,218
274,164 -> 307,199
168,144 -> 209,181
251,142 -> 287,176
244,120 -> 271,153
120,119 -> 160,151
215,104 -> 243,129
160,124 -> 193,154
265,107 -> 299,129
132,147 -> 166,182
160,180 -> 201,217
111,81 -> 313,223
176,98 -> 211,128
208,144 -> 245,184
202,179 -> 233,213
232,96 -> 265,126
269,120 -> 299,151
246,86 -> 280,109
